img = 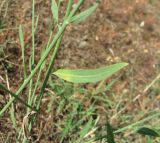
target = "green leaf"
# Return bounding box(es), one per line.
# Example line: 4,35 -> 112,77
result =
74,118 -> 93,143
53,63 -> 128,83
51,0 -> 58,23
40,47 -> 46,70
137,127 -> 160,137
106,122 -> 116,143
19,25 -> 27,79
70,3 -> 98,23
19,25 -> 24,49
79,118 -> 93,139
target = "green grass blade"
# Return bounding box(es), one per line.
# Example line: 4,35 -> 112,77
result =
60,117 -> 72,142
76,118 -> 93,143
31,0 -> 35,68
30,32 -> 53,107
51,0 -> 59,23
53,63 -> 128,83
19,25 -> 27,79
147,137 -> 154,143
137,127 -> 160,137
27,0 -> 36,113
67,0 -> 85,20
64,0 -> 73,19
70,3 -> 98,23
36,34 -> 64,110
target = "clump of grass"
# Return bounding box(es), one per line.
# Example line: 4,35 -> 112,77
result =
0,0 -> 101,142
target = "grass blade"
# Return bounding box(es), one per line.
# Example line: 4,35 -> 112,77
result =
76,118 -> 93,143
53,63 -> 128,83
51,0 -> 59,23
19,25 -> 27,79
137,127 -> 160,137
70,3 -> 98,23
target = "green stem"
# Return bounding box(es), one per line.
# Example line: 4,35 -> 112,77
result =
36,34 -> 64,110
30,32 -> 53,109
19,25 -> 27,79
64,0 -> 73,19
32,0 -> 35,67
27,0 -> 35,114
36,0 -> 73,110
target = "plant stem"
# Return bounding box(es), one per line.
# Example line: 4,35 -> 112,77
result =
36,34 -> 64,109
27,0 -> 35,113
31,2 -> 35,72
36,0 -> 73,110
19,25 -> 27,79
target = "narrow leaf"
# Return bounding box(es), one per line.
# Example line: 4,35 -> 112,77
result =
106,122 -> 116,143
53,63 -> 128,83
19,25 -> 24,49
40,47 -> 46,69
79,118 -> 93,139
19,25 -> 27,79
137,127 -> 160,137
70,3 -> 98,23
51,0 -> 58,23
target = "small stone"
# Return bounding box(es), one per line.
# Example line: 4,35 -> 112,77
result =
79,41 -> 88,49
140,21 -> 145,27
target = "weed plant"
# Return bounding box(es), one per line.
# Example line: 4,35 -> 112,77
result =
0,0 -> 160,143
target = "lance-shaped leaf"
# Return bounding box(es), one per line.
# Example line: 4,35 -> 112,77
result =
51,0 -> 58,23
70,3 -> 98,23
137,127 -> 160,137
53,63 -> 128,83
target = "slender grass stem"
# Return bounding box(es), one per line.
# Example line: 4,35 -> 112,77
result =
68,0 -> 84,20
27,0 -> 35,113
36,0 -> 73,110
64,0 -> 73,20
31,32 -> 53,106
32,0 -> 35,67
36,34 -> 64,110
19,25 -> 27,79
